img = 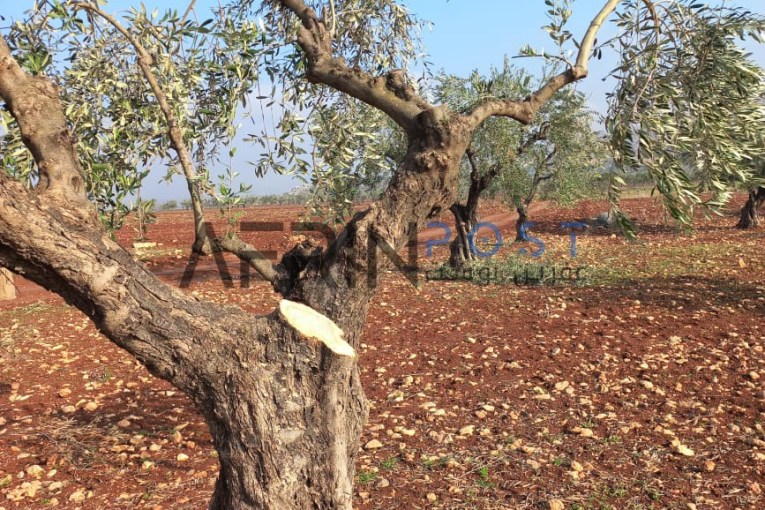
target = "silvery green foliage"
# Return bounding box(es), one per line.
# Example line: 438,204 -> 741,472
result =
2,1 -> 260,231
436,61 -> 530,202
216,147 -> 253,236
436,60 -> 607,208
519,0 -> 584,67
536,93 -> 609,206
5,0 -> 763,239
307,101 -> 403,224
229,0 -> 428,223
606,0 -> 765,234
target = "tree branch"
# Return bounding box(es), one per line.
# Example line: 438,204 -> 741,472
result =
0,38 -> 90,212
542,145 -> 558,167
465,147 -> 482,183
277,0 -> 431,134
525,146 -> 558,206
466,0 -> 620,129
0,171 -> 258,394
0,37 -> 273,395
72,1 -> 211,253
518,123 -> 550,156
217,236 -> 279,283
181,0 -> 198,24
461,146 -> 500,219
462,120 -> 551,216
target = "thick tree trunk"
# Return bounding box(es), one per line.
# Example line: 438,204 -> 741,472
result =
737,187 -> 764,229
0,98 -> 467,510
0,175 -> 370,509
202,319 -> 367,510
1,0 -> 611,504
207,105 -> 469,507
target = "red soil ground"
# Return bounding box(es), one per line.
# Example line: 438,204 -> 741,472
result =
1,196 -> 764,509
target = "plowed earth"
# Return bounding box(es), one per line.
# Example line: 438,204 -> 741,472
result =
1,196 -> 764,510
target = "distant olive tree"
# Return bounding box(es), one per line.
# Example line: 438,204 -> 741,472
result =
436,62 -> 608,265
737,157 -> 764,228
160,200 -> 178,211
738,186 -> 765,228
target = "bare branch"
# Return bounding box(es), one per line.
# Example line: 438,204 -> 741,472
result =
277,0 -> 431,134
217,236 -> 279,283
181,0 -> 198,24
466,0 -> 620,129
0,38 -> 90,210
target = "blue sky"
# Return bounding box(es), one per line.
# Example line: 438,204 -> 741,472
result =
2,1 -> 765,201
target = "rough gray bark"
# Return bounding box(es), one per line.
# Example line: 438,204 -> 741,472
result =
0,173 -> 367,508
0,34 -> 466,509
0,0 -> 618,506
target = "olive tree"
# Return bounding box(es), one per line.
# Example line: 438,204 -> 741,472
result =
507,92 -> 608,240
434,63 -> 537,266
3,1 -> 259,251
436,63 -> 607,266
606,1 -> 765,232
737,149 -> 764,228
0,1 -> 763,509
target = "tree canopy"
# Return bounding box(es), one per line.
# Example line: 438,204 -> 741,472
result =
606,0 -> 765,232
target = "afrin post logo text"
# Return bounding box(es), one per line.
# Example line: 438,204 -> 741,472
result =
178,220 -> 589,288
